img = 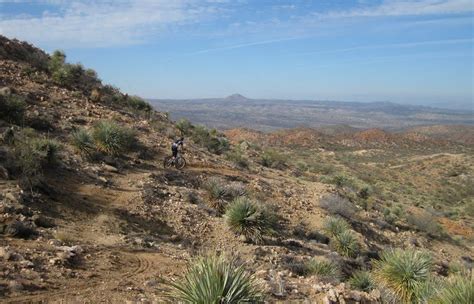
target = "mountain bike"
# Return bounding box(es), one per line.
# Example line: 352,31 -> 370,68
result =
163,152 -> 186,169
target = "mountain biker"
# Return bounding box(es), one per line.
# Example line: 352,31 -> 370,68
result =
171,137 -> 184,159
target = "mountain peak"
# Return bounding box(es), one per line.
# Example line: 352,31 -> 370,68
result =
225,93 -> 249,102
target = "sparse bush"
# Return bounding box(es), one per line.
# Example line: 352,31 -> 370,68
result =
225,197 -> 277,244
431,275 -> 474,304
176,118 -> 193,136
92,121 -> 135,156
125,95 -> 152,112
323,216 -> 350,237
261,149 -> 287,169
349,271 -> 374,292
373,249 -> 432,303
71,128 -> 94,157
0,94 -> 26,124
186,191 -> 200,204
358,187 -> 370,199
331,230 -> 360,258
33,138 -> 61,165
304,259 -> 340,281
191,125 -> 230,154
319,194 -> 355,218
49,50 -> 101,90
167,254 -> 264,303
405,211 -> 444,238
226,148 -> 249,168
13,135 -> 61,188
332,175 -> 349,188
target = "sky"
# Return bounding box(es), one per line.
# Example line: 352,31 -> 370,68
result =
0,0 -> 473,109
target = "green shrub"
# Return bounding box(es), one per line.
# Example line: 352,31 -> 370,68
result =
13,134 -> 61,188
32,138 -> 61,165
226,148 -> 249,168
261,149 -> 287,169
167,254 -> 264,303
49,50 -> 101,90
176,118 -> 193,136
225,197 -> 277,244
92,121 -> 135,156
373,249 -> 432,303
431,275 -> 474,304
0,94 -> 26,124
71,128 -> 94,156
125,95 -> 152,112
332,175 -> 349,188
323,216 -> 350,237
358,187 -> 370,199
331,230 -> 360,258
191,125 -> 229,154
304,259 -> 340,281
349,271 -> 374,292
207,136 -> 230,155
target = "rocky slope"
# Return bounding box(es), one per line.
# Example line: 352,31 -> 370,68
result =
0,36 -> 472,303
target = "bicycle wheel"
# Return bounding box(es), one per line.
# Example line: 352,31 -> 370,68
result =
163,156 -> 174,168
175,156 -> 186,169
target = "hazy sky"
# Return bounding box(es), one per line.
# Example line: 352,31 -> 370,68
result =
0,0 -> 473,108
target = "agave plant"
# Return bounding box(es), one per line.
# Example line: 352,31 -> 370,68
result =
373,249 -> 432,303
92,121 -> 135,156
71,128 -> 94,156
349,271 -> 374,292
331,230 -> 360,258
304,258 -> 340,281
431,275 -> 474,304
225,197 -> 276,244
323,216 -> 350,237
167,254 -> 264,304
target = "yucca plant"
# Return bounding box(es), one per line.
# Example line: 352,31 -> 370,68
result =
167,254 -> 264,303
323,216 -> 349,237
71,128 -> 94,156
331,230 -> 360,258
431,275 -> 474,304
304,258 -> 340,281
32,137 -> 61,165
373,249 -> 432,303
205,177 -> 227,200
349,271 -> 374,292
92,121 -> 135,156
225,197 -> 276,244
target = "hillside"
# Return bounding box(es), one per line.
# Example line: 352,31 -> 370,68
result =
1,36 -> 473,303
149,94 -> 473,131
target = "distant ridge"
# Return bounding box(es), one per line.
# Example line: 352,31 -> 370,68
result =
224,93 -> 249,102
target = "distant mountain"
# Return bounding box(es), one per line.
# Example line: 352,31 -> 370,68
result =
149,96 -> 473,132
224,93 -> 249,102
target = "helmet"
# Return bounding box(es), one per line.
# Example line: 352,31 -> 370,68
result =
180,137 -> 184,141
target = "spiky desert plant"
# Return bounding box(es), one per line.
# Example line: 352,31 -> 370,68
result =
431,275 -> 474,304
225,197 -> 276,244
92,121 -> 135,156
349,271 -> 374,292
32,137 -> 61,165
331,230 -> 360,258
373,249 -> 432,303
167,254 -> 264,303
71,128 -> 94,156
323,216 -> 350,237
304,258 -> 340,281
205,177 -> 227,200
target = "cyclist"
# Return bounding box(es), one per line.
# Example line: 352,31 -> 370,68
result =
171,137 -> 184,160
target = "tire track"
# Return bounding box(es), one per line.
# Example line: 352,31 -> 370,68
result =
2,249 -> 159,303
